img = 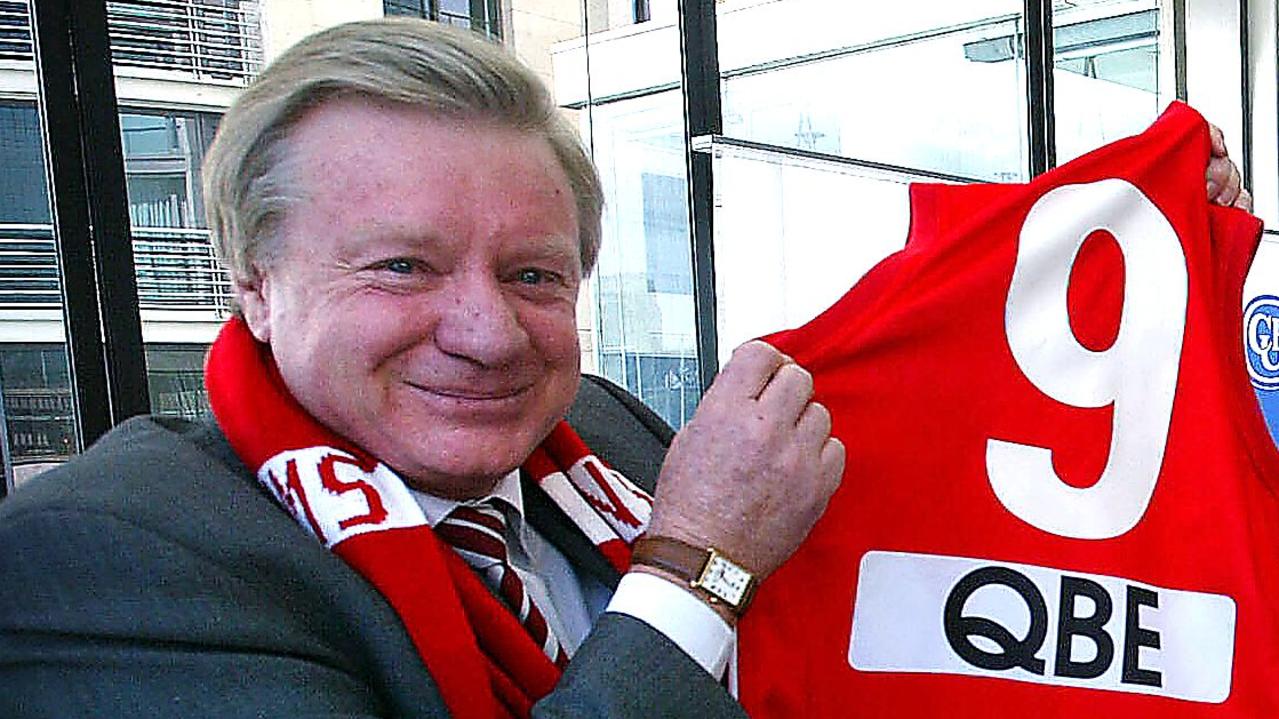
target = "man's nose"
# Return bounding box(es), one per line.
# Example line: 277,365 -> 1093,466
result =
434,274 -> 531,366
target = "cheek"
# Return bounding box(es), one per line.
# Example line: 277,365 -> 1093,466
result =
275,292 -> 431,375
524,306 -> 581,365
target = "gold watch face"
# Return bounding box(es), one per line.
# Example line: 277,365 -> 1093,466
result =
697,552 -> 753,606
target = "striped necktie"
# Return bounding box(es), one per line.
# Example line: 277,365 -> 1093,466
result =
435,500 -> 568,668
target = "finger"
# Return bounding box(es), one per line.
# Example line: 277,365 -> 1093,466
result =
1236,187 -> 1254,212
795,400 -> 832,446
706,340 -> 789,402
820,436 -> 846,484
758,362 -> 815,422
1205,157 -> 1230,197
1215,163 -> 1242,206
1208,123 -> 1228,157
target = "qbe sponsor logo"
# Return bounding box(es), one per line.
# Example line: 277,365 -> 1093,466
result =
1244,295 -> 1279,390
848,551 -> 1235,703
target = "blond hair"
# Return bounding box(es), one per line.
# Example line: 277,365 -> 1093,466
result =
202,17 -> 603,288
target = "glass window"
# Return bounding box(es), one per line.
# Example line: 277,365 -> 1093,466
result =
709,1 -> 1040,373
109,107 -> 226,430
439,0 -> 471,26
386,0 -> 502,39
717,1 -> 1029,181
384,0 -> 428,16
515,0 -> 702,429
641,173 -> 691,294
0,346 -> 75,471
587,90 -> 700,429
145,344 -> 212,420
1053,1 -> 1169,164
0,102 -> 52,224
600,351 -> 699,428
0,95 -> 76,492
710,141 -> 923,362
121,110 -> 219,231
118,109 -> 231,314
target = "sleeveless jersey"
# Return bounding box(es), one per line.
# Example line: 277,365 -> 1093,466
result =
739,102 -> 1279,717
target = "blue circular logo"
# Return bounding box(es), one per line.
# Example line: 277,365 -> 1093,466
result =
1244,294 -> 1279,390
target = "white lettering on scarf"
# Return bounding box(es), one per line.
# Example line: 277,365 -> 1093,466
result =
258,447 -> 427,547
565,455 -> 652,543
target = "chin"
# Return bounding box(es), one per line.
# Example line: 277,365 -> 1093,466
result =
375,406 -> 566,494
402,435 -> 536,495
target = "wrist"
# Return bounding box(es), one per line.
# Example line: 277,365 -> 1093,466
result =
629,564 -> 740,626
630,534 -> 759,621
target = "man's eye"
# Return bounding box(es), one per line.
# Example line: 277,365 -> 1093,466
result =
516,268 -> 559,285
377,258 -> 418,274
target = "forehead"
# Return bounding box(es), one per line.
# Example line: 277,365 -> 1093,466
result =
281,96 -> 580,256
287,97 -> 560,193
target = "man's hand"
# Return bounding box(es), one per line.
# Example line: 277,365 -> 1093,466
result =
1207,123 -> 1252,211
644,341 -> 844,585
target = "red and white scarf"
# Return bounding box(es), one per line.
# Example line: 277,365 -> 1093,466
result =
205,317 -> 654,718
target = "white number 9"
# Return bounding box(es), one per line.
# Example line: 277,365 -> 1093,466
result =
986,179 -> 1187,540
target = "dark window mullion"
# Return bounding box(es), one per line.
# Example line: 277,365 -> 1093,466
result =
30,0 -> 112,449
677,0 -> 721,391
1024,0 -> 1055,176
30,0 -> 149,449
74,0 -> 148,422
1239,0 -> 1251,191
485,0 -> 500,38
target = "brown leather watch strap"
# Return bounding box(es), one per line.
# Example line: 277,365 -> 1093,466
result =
631,535 -> 712,584
631,535 -> 756,616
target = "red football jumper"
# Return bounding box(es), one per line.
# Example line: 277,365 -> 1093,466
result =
741,102 -> 1279,717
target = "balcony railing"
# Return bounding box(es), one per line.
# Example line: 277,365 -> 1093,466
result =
0,0 -> 261,83
0,224 -> 233,312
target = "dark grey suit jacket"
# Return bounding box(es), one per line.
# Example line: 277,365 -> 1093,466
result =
0,376 -> 745,718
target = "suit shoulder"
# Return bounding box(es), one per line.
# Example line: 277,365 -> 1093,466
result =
0,416 -> 277,545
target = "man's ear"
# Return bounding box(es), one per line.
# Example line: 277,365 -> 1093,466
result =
235,270 -> 273,344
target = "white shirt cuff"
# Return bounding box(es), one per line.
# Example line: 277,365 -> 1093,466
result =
605,571 -> 735,677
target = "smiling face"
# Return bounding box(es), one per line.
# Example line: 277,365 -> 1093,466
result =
236,97 -> 583,499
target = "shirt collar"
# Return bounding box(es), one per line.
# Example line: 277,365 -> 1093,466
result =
410,469 -> 526,529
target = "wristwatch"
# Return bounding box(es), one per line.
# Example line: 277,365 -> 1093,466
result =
631,535 -> 758,616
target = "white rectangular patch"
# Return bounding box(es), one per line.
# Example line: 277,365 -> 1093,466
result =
849,550 -> 1236,704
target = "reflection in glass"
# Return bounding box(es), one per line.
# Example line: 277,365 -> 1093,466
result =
145,345 -> 213,420
1052,1 -> 1166,164
586,91 -> 700,429
0,99 -> 76,487
383,0 -> 503,38
0,346 -> 75,466
116,108 -> 227,445
717,0 -> 1027,181
711,142 -> 925,361
0,103 -> 51,224
0,342 -> 212,470
524,0 -> 702,429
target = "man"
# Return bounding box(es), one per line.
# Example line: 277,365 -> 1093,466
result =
0,18 -> 841,718
0,17 -> 1249,719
